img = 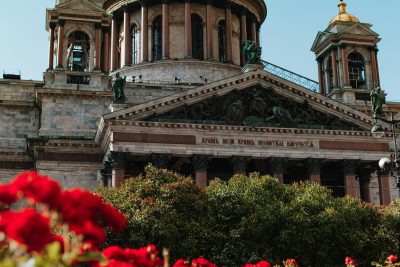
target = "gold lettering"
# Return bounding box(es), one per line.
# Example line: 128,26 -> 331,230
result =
223,138 -> 234,145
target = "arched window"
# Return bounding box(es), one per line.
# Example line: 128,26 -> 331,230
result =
152,16 -> 162,61
192,14 -> 203,60
218,20 -> 227,63
348,52 -> 366,88
67,31 -> 90,72
131,24 -> 139,65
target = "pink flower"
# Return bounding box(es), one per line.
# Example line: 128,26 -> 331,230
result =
345,257 -> 356,265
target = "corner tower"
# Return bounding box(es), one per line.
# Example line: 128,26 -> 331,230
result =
311,0 -> 381,104
44,0 -> 111,90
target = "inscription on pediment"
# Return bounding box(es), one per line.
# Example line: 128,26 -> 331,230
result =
147,87 -> 361,130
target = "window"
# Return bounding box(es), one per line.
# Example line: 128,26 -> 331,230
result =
131,24 -> 139,64
192,15 -> 203,60
348,52 -> 366,88
152,16 -> 162,61
218,20 -> 227,63
67,31 -> 90,72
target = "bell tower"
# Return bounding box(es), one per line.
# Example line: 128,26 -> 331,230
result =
44,0 -> 111,90
311,0 -> 381,104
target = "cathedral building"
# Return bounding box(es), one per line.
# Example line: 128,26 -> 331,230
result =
0,0 -> 398,205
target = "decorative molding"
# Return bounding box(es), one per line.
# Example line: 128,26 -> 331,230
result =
307,158 -> 324,175
192,154 -> 211,171
151,153 -> 171,169
342,159 -> 360,175
230,156 -> 250,173
270,157 -> 288,174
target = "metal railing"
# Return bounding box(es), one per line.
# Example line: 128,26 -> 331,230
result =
262,60 -> 319,93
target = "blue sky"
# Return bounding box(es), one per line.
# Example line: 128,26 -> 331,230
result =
1,0 -> 399,100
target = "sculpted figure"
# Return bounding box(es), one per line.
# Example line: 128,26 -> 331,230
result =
370,86 -> 386,118
112,73 -> 126,104
241,40 -> 262,64
249,88 -> 267,116
265,105 -> 296,126
224,99 -> 244,122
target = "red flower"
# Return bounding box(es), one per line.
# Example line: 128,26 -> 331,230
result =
345,257 -> 356,265
70,220 -> 105,248
387,255 -> 398,263
255,260 -> 272,267
101,202 -> 127,232
191,257 -> 217,267
0,209 -> 61,252
0,183 -> 18,205
174,259 -> 189,267
12,172 -> 61,208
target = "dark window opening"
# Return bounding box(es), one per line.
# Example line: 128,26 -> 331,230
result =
218,20 -> 227,63
67,75 -> 90,84
348,52 -> 366,88
67,31 -> 90,72
152,16 -> 162,61
192,14 -> 203,60
131,24 -> 139,65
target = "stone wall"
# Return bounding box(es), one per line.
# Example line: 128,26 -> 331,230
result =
39,93 -> 112,137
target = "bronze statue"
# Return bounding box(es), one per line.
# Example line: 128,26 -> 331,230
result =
241,40 -> 262,64
112,73 -> 126,104
370,86 -> 386,118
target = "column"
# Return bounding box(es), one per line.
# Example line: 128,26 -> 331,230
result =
331,48 -> 338,88
342,160 -> 359,198
124,7 -> 132,66
184,0 -> 192,58
111,152 -> 126,188
230,156 -> 249,175
225,3 -> 233,63
358,167 -> 372,203
192,155 -> 211,189
256,27 -> 260,47
340,44 -> 350,87
251,19 -> 256,43
270,157 -> 288,184
95,23 -> 102,70
375,48 -> 381,86
162,0 -> 170,59
48,22 -> 56,70
307,158 -> 323,184
370,46 -> 379,87
152,153 -> 171,169
206,0 -> 214,59
317,58 -> 325,95
240,12 -> 247,65
56,20 -> 65,69
111,15 -> 119,71
378,171 -> 392,205
102,27 -> 110,72
141,3 -> 149,62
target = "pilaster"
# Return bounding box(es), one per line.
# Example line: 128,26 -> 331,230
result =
192,154 -> 211,189
342,159 -> 359,198
307,158 -> 323,184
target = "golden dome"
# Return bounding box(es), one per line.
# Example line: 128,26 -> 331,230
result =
329,0 -> 359,26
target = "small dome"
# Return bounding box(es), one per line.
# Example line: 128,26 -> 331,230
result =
329,0 -> 359,26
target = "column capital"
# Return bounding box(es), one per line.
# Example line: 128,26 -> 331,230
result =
230,156 -> 250,174
342,159 -> 360,175
139,0 -> 148,7
102,26 -> 110,33
162,0 -> 170,4
358,165 -> 374,182
192,155 -> 212,171
49,21 -> 57,30
270,157 -> 288,174
95,22 -> 102,29
57,19 -> 65,26
152,153 -> 171,169
224,0 -> 232,8
205,0 -> 213,5
307,158 -> 324,175
339,43 -> 347,49
123,5 -> 130,12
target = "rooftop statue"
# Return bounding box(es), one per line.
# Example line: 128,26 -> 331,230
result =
112,73 -> 126,104
241,40 -> 262,64
370,86 -> 386,118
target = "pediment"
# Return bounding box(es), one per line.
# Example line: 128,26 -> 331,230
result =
336,23 -> 379,37
100,69 -> 382,138
311,31 -> 332,52
56,0 -> 104,13
146,86 -> 362,131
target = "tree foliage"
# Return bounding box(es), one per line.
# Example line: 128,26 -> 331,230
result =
97,165 -> 400,266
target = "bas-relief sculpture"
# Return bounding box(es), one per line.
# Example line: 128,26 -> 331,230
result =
148,87 -> 361,130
